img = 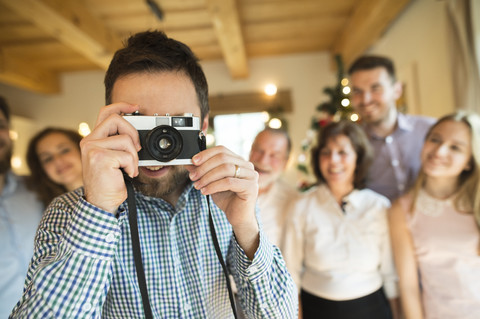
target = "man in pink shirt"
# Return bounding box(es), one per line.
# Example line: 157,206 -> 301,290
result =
348,55 -> 435,201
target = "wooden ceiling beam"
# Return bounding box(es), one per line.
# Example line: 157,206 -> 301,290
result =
0,0 -> 122,70
332,0 -> 412,68
205,0 -> 249,78
0,48 -> 60,94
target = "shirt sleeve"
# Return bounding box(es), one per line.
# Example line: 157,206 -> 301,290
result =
379,202 -> 399,299
281,198 -> 305,294
231,222 -> 298,318
10,192 -> 122,319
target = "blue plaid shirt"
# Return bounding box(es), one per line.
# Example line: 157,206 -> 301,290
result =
10,183 -> 297,318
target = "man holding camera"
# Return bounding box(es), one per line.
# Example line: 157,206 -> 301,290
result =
10,31 -> 297,318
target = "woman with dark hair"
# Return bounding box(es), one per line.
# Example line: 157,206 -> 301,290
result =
27,127 -> 83,206
283,120 -> 398,319
389,111 -> 480,319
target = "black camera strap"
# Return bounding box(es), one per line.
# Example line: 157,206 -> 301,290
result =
199,133 -> 239,318
122,132 -> 238,318
206,194 -> 238,318
125,175 -> 154,319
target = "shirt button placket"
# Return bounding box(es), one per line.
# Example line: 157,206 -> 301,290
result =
105,233 -> 115,243
82,302 -> 92,313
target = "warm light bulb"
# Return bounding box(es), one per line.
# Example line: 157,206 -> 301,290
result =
261,111 -> 270,122
341,98 -> 350,107
350,114 -> 359,122
78,122 -> 91,137
341,78 -> 349,86
12,156 -> 22,169
268,118 -> 282,129
9,130 -> 18,141
342,86 -> 351,94
264,84 -> 277,96
298,153 -> 306,163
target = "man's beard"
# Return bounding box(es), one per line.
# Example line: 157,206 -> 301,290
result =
0,144 -> 12,175
132,166 -> 190,199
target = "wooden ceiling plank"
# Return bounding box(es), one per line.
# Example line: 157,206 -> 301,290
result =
241,0 -> 355,23
205,0 -> 249,78
0,0 -> 123,69
244,17 -> 346,42
0,48 -> 60,94
103,10 -> 212,32
332,0 -> 412,67
247,35 -> 336,57
85,0 -> 206,14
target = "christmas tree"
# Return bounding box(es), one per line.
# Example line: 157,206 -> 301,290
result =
296,54 -> 355,190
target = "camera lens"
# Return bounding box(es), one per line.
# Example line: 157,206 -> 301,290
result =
145,125 -> 183,162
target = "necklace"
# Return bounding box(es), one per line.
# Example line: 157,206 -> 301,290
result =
417,189 -> 452,217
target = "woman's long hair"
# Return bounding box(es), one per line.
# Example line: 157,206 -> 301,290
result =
410,111 -> 480,227
26,127 -> 83,206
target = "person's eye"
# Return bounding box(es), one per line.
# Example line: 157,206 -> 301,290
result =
271,153 -> 284,161
428,136 -> 441,144
450,144 -> 463,152
351,89 -> 362,96
40,156 -> 53,164
60,147 -> 71,155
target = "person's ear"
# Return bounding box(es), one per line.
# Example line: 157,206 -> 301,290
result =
393,81 -> 403,100
202,115 -> 209,133
464,159 -> 473,171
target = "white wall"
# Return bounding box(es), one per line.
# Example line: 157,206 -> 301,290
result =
368,0 -> 455,117
0,0 -> 456,182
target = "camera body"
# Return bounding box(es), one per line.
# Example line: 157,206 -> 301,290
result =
123,113 -> 203,166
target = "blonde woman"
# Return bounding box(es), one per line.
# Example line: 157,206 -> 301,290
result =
389,112 -> 480,319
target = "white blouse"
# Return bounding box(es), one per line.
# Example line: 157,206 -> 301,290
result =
282,184 -> 398,300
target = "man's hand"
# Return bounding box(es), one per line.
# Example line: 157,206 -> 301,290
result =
80,103 -> 141,214
186,146 -> 260,259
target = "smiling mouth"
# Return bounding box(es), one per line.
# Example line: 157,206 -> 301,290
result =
328,167 -> 344,174
145,166 -> 164,171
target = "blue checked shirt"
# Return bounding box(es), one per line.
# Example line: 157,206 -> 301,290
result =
10,183 -> 297,318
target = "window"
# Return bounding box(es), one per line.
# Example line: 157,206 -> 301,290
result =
212,113 -> 266,160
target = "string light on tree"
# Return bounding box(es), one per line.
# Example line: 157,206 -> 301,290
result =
296,55 -> 356,190
262,84 -> 289,131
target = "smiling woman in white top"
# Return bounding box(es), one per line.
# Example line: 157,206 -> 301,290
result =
283,120 -> 398,319
389,112 -> 480,319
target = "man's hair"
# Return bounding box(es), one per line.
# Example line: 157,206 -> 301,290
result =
104,31 -> 209,120
0,96 -> 11,123
348,55 -> 396,82
310,120 -> 373,189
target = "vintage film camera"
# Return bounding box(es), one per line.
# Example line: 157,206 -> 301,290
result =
123,113 -> 204,166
